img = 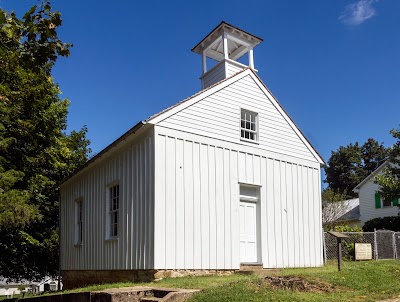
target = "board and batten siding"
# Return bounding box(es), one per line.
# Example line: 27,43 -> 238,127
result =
158,74 -> 317,163
60,130 -> 154,271
153,127 -> 323,269
359,179 -> 398,224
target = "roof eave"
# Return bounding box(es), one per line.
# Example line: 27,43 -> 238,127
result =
191,21 -> 263,54
59,121 -> 147,187
353,160 -> 389,192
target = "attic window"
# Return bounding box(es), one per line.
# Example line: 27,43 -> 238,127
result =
241,109 -> 258,141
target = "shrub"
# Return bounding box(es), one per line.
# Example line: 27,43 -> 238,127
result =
363,216 -> 400,232
333,224 -> 363,232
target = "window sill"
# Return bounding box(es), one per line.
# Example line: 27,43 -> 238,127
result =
105,237 -> 118,242
74,243 -> 82,247
240,138 -> 259,145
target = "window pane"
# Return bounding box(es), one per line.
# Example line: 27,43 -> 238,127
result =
240,186 -> 258,199
240,109 -> 258,141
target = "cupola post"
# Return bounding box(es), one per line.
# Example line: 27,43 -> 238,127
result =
192,22 -> 263,89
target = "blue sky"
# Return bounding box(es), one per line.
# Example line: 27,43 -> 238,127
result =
1,0 -> 399,165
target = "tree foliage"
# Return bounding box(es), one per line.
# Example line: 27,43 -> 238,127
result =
0,2 -> 90,280
325,139 -> 387,197
376,128 -> 400,202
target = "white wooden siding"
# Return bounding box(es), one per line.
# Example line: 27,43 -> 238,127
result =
153,127 -> 323,269
359,179 -> 398,224
158,75 -> 317,162
201,61 -> 226,89
226,61 -> 244,77
60,130 -> 154,270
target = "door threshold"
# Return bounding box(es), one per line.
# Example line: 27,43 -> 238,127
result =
240,262 -> 263,266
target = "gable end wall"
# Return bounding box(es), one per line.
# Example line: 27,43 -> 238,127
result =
157,74 -> 319,163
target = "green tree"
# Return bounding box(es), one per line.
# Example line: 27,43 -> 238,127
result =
325,139 -> 387,197
0,2 -> 90,280
376,128 -> 400,202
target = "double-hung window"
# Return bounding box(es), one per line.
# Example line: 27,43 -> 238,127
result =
375,192 -> 399,208
109,184 -> 119,238
75,198 -> 83,245
241,109 -> 258,142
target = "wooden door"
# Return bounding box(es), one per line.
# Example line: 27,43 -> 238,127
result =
239,201 -> 258,263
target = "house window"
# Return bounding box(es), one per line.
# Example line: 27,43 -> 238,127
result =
75,198 -> 83,245
382,197 -> 392,207
375,192 -> 399,208
241,109 -> 258,141
109,184 -> 119,238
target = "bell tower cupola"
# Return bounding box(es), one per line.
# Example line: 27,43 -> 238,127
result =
192,21 -> 263,89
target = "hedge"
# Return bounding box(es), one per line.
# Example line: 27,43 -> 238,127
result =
362,216 -> 400,232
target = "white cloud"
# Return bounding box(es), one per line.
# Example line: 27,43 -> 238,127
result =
339,0 -> 378,26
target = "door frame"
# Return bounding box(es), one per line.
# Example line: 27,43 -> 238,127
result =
239,183 -> 262,264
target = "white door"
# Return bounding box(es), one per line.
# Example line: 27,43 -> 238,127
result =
239,201 -> 258,263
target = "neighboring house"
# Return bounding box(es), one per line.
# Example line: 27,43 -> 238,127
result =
322,198 -> 360,228
0,277 -> 60,297
60,22 -> 326,289
354,162 -> 399,224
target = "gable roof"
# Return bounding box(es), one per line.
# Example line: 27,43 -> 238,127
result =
147,68 -> 325,165
353,161 -> 389,192
61,68 -> 325,185
322,198 -> 360,224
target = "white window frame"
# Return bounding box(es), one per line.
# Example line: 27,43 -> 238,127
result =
240,108 -> 259,143
107,182 -> 120,239
74,198 -> 83,246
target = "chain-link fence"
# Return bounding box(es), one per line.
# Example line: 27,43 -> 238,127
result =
323,230 -> 400,261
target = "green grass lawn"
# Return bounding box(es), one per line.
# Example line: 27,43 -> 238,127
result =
12,260 -> 400,302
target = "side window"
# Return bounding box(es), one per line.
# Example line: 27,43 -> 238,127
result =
240,109 -> 258,142
382,197 -> 392,207
108,184 -> 120,238
75,198 -> 83,245
375,192 -> 398,208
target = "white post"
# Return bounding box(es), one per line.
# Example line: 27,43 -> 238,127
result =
374,228 -> 378,260
248,47 -> 254,69
222,34 -> 229,60
202,52 -> 207,74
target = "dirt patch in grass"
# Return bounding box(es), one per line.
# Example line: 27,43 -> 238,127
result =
262,276 -> 335,293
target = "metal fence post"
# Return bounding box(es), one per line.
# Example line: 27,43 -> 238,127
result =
323,230 -> 327,264
374,228 -> 378,260
392,231 -> 397,259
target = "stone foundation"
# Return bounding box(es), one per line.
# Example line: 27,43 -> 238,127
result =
61,270 -> 157,290
154,269 -> 234,280
62,269 -> 235,289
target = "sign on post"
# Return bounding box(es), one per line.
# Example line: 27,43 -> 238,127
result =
328,231 -> 349,271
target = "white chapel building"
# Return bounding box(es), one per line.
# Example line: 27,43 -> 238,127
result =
60,22 -> 325,288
